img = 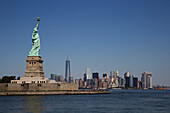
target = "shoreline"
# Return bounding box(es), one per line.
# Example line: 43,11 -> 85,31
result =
0,90 -> 110,96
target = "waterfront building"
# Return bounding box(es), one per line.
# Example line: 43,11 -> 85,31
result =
106,72 -> 109,79
65,59 -> 71,82
141,72 -> 152,89
86,79 -> 92,87
86,68 -> 91,79
129,75 -> 133,87
122,78 -> 125,87
110,76 -> 114,83
110,70 -> 118,78
99,79 -> 103,88
69,77 -> 73,83
103,74 -> 107,78
141,73 -> 146,88
110,71 -> 114,78
119,77 -> 125,87
124,71 -> 130,78
69,76 -> 74,84
116,70 -> 119,77
92,73 -> 99,79
83,81 -> 87,88
75,79 -> 79,86
56,75 -> 64,82
93,78 -> 98,89
51,74 -> 56,80
113,76 -> 119,87
86,79 -> 90,86
102,82 -> 108,89
125,77 -> 130,87
147,75 -> 152,88
75,78 -> 83,88
90,79 -> 93,88
133,77 -> 138,88
138,80 -> 142,89
79,78 -> 83,88
83,73 -> 87,82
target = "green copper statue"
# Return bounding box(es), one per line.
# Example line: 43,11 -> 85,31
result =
29,17 -> 41,56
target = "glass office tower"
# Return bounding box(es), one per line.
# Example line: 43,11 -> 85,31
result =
65,59 -> 71,82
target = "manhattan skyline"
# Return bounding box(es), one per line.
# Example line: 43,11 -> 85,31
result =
0,0 -> 170,85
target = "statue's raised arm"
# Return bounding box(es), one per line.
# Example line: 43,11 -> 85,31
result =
29,17 -> 41,56
36,17 -> 40,29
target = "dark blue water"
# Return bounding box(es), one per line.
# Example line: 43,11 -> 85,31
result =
0,90 -> 170,113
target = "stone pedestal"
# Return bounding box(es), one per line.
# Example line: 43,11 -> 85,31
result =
25,56 -> 44,78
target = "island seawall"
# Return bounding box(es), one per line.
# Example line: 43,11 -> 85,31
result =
0,90 -> 110,96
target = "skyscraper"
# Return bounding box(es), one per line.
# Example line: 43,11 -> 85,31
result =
106,72 -> 109,79
133,77 -> 138,88
129,75 -> 133,87
56,75 -> 64,82
51,74 -> 56,80
124,71 -> 130,78
141,72 -> 152,89
69,76 -> 74,84
110,71 -> 114,78
125,77 -> 130,87
103,74 -> 107,78
110,70 -> 119,78
119,78 -> 125,87
65,59 -> 71,82
86,68 -> 91,79
92,72 -> 99,79
83,73 -> 87,82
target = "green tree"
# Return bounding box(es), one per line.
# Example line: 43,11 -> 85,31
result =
17,76 -> 20,80
0,76 -> 16,83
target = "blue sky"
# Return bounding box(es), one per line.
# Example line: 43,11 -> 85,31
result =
0,0 -> 170,85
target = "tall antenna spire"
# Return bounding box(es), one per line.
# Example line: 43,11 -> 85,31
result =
67,54 -> 69,60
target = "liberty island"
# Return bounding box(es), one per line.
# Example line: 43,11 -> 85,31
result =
0,17 -> 109,95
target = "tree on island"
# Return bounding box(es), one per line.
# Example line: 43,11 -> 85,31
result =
17,76 -> 20,80
0,76 -> 16,83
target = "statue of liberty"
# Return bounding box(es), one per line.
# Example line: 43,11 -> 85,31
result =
29,17 -> 41,56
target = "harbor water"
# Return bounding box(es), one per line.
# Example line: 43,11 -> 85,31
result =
0,89 -> 170,113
